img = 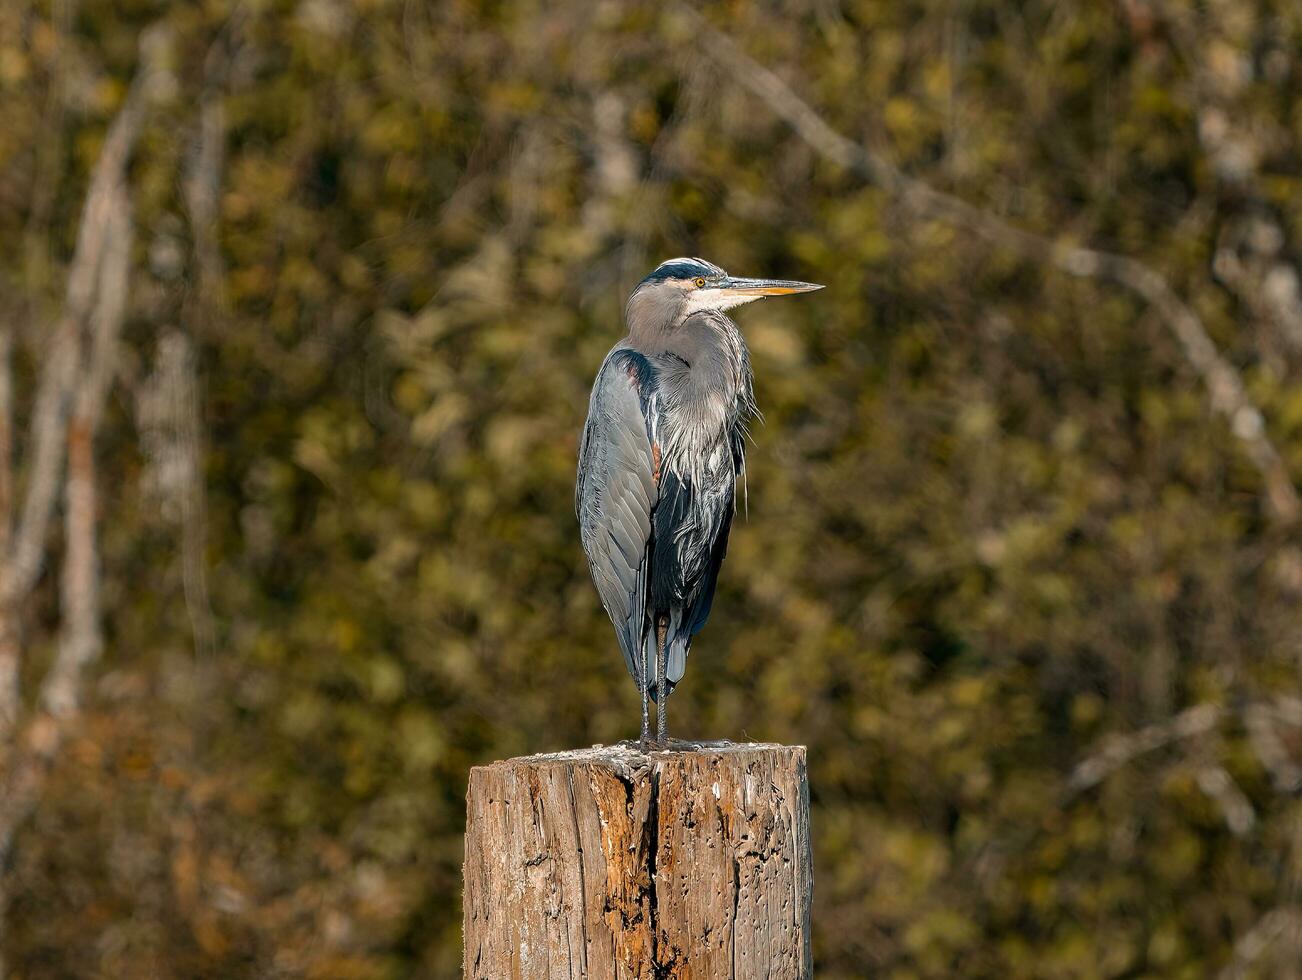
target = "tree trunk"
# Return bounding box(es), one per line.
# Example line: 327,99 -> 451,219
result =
462,740 -> 812,979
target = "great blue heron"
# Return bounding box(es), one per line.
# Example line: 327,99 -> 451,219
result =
576,257 -> 822,749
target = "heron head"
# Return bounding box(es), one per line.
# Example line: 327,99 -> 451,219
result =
627,257 -> 823,330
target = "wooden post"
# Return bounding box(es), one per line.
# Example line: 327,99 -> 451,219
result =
462,740 -> 812,979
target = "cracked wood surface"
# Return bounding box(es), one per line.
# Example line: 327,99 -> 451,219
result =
462,741 -> 812,979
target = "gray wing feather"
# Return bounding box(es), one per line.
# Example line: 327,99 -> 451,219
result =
576,351 -> 657,684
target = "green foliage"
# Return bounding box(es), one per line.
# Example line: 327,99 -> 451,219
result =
1,0 -> 1301,977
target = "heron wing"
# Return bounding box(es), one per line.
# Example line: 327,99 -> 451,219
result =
576,349 -> 658,684
653,467 -> 735,689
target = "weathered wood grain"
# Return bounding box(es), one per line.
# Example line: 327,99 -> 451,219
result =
462,741 -> 812,979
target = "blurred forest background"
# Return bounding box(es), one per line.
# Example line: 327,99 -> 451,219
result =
1,0 -> 1301,977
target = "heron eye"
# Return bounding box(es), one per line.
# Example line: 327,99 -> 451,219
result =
694,277 -> 706,288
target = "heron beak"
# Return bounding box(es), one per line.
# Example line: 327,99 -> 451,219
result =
716,276 -> 824,297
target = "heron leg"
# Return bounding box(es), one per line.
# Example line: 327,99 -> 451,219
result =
656,617 -> 669,748
639,668 -> 651,752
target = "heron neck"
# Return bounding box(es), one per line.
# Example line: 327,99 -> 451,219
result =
629,312 -> 752,411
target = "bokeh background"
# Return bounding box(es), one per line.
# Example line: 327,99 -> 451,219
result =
2,0 -> 1302,977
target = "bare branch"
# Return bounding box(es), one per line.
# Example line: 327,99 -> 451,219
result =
1246,696 -> 1302,792
1194,764 -> 1255,837
1218,906 -> 1302,980
1146,0 -> 1302,356
176,344 -> 215,660
1065,702 -> 1223,796
169,15 -> 248,659
42,402 -> 102,720
4,67 -> 153,608
0,24 -> 160,877
0,328 -> 13,726
184,94 -> 226,318
40,183 -> 130,717
0,180 -> 132,887
1213,222 -> 1302,354
680,6 -> 1300,524
0,327 -> 11,557
183,0 -> 246,321
139,333 -> 215,657
175,35 -> 238,660
6,323 -> 78,604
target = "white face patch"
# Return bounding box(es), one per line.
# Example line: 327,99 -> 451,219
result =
682,287 -> 764,315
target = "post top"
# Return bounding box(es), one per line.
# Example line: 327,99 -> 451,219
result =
470,739 -> 806,781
